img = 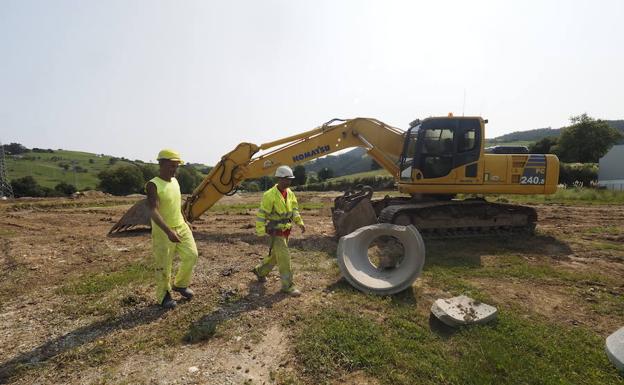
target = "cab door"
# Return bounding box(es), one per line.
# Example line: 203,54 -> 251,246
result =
453,118 -> 483,184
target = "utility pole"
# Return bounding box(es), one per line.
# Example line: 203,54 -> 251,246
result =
72,160 -> 78,189
0,141 -> 15,198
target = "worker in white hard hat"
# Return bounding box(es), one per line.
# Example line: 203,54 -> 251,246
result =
146,149 -> 198,309
252,165 -> 305,296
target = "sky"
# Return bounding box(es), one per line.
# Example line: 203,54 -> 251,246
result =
1,0 -> 623,165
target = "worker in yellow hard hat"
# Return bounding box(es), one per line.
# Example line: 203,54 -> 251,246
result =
146,149 -> 198,309
252,165 -> 305,296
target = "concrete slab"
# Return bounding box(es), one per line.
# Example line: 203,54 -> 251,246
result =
336,224 -> 425,295
431,295 -> 497,327
606,326 -> 624,372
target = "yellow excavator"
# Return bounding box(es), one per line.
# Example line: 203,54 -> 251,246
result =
109,115 -> 559,236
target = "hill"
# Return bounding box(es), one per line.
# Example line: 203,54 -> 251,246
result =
4,147 -> 210,191
303,147 -> 374,177
487,120 -> 624,144
5,150 -> 138,190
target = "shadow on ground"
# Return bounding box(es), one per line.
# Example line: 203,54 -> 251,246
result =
424,233 -> 573,269
184,281 -> 287,344
0,306 -> 166,383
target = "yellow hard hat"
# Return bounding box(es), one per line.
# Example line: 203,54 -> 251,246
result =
157,149 -> 184,164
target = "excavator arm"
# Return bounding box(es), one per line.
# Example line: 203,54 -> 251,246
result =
183,117 -> 405,221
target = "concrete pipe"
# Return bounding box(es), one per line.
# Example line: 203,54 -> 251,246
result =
337,223 -> 425,295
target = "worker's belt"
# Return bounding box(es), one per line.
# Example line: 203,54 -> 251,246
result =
266,218 -> 292,231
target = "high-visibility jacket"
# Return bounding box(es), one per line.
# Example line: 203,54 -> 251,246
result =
256,185 -> 304,236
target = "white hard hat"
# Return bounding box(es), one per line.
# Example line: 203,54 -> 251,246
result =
275,165 -> 295,179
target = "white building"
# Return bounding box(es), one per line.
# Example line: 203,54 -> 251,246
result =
599,145 -> 624,191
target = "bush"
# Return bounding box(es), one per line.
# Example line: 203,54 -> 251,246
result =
55,182 -> 77,196
558,163 -> 598,187
98,165 -> 145,195
11,176 -> 57,197
296,176 -> 394,192
318,167 -> 334,181
136,163 -> 158,182
241,181 -> 260,192
176,165 -> 203,194
2,143 -> 29,155
32,148 -> 54,153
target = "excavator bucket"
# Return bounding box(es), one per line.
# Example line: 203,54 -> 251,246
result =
109,199 -> 152,234
332,186 -> 378,237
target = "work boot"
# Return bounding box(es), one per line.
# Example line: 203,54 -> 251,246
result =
161,291 -> 177,309
251,267 -> 267,283
172,286 -> 194,300
282,287 -> 301,297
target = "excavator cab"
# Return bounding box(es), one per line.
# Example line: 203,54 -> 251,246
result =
399,117 -> 483,185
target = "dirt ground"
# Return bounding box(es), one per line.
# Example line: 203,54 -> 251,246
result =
1,192 -> 623,384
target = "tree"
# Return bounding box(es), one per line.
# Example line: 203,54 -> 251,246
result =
10,176 -> 55,197
554,114 -> 622,163
293,165 -> 306,186
317,167 -> 334,181
3,143 -> 29,155
54,182 -> 77,196
257,176 -> 274,191
136,163 -> 158,182
176,165 -> 203,194
528,137 -> 558,154
98,165 -> 144,195
11,176 -> 41,197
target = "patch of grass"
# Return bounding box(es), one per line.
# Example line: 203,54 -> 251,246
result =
587,288 -> 624,316
493,187 -> 624,205
5,198 -> 139,211
423,238 -> 610,287
296,307 -> 620,384
426,253 -> 610,288
210,202 -> 324,213
184,319 -> 218,343
585,225 -> 621,235
58,262 -> 152,295
0,228 -> 16,237
591,240 -> 624,252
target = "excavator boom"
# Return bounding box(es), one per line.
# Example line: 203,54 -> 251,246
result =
183,118 -> 405,221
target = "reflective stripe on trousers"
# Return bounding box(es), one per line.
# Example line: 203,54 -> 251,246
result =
254,236 -> 293,291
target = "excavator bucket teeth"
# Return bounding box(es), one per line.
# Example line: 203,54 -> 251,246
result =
332,186 -> 378,237
109,199 -> 152,234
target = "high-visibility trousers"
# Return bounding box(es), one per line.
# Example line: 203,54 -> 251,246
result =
254,236 -> 295,292
152,223 -> 198,303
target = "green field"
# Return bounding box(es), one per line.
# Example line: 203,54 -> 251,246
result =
324,169 -> 391,183
5,150 -> 137,190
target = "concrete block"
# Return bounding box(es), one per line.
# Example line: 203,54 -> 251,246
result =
606,326 -> 624,372
431,295 -> 497,327
336,223 -> 425,295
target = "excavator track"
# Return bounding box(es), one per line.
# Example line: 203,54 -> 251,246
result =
376,199 -> 537,238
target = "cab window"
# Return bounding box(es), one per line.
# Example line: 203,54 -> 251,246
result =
458,128 -> 476,152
